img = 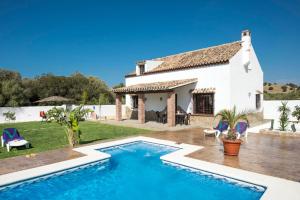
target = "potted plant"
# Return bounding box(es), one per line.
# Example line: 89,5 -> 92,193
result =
215,106 -> 249,156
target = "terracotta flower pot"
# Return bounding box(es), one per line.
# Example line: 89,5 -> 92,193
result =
223,139 -> 242,156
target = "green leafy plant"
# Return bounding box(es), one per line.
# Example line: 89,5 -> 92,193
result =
3,111 -> 16,121
46,105 -> 92,147
215,106 -> 249,140
292,105 -> 300,123
278,101 -> 290,131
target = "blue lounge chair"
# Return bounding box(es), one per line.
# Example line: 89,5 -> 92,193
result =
204,121 -> 229,137
214,121 -> 229,137
1,128 -> 29,152
235,122 -> 249,139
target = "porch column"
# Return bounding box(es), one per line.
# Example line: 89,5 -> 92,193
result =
115,94 -> 122,121
167,91 -> 176,127
138,93 -> 145,124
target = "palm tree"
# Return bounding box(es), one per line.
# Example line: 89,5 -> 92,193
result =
215,106 -> 249,140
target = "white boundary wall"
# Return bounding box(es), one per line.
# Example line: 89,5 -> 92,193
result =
81,105 -> 126,120
0,105 -> 126,123
0,106 -> 63,123
264,100 -> 300,130
1,101 -> 299,124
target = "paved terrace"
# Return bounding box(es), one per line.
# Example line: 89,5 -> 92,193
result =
0,124 -> 300,182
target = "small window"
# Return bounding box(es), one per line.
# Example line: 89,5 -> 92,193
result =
256,94 -> 261,109
193,93 -> 214,115
139,65 -> 145,75
132,95 -> 138,109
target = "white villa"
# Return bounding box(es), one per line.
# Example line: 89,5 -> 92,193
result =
113,30 -> 263,127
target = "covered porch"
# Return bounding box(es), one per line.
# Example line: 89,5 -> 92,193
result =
112,79 -> 198,127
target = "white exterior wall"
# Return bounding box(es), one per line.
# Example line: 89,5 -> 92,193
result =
125,63 -> 231,114
144,93 -> 168,111
229,46 -> 263,113
174,83 -> 197,113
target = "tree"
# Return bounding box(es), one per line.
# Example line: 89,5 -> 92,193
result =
278,102 -> 290,131
281,85 -> 287,92
0,69 -> 115,106
98,93 -> 110,105
81,91 -> 88,105
0,69 -> 25,107
113,83 -> 125,89
287,83 -> 298,88
215,106 -> 249,140
46,105 -> 92,147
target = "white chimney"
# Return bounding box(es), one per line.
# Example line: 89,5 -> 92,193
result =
241,30 -> 251,70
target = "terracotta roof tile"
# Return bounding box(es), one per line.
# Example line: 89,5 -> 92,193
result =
112,78 -> 197,93
192,88 -> 216,94
126,41 -> 241,76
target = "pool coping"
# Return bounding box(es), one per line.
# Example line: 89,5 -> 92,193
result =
0,136 -> 299,199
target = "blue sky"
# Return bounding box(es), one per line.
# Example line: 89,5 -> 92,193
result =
0,0 -> 299,86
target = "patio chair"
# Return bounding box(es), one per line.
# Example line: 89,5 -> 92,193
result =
156,111 -> 162,123
161,113 -> 167,124
40,111 -> 47,122
1,128 -> 30,152
235,122 -> 249,139
184,113 -> 191,125
204,121 -> 229,137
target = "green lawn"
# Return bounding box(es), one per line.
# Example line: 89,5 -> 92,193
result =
0,121 -> 149,159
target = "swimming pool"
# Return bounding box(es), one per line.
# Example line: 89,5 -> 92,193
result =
0,141 -> 264,200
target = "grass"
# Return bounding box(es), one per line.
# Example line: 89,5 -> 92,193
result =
0,121 -> 149,159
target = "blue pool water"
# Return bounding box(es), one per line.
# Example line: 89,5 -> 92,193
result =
0,142 -> 264,200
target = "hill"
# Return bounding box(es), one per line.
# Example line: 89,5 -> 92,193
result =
264,82 -> 300,100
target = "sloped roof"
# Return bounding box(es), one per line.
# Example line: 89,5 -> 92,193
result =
126,41 -> 241,77
112,78 -> 197,93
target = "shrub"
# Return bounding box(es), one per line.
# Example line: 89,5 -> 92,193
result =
292,106 -> 300,122
2,111 -> 16,121
268,83 -> 272,86
281,85 -> 287,92
278,102 -> 290,131
269,86 -> 274,90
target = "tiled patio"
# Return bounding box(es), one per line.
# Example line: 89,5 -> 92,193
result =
145,128 -> 300,182
1,127 -> 300,182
